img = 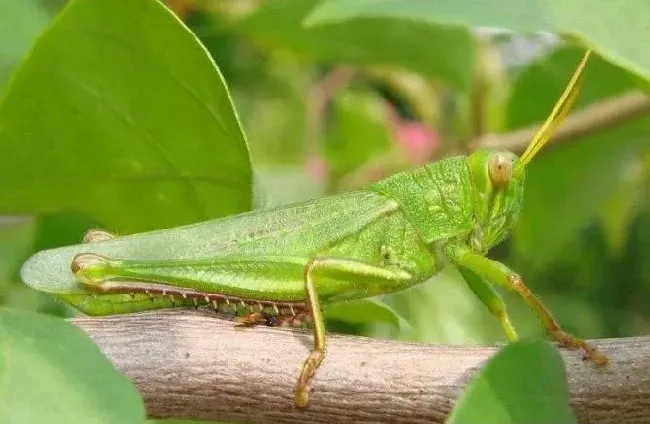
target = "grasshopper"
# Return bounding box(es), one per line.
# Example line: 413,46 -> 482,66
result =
21,49 -> 605,408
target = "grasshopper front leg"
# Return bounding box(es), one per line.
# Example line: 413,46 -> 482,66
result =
452,246 -> 608,365
458,267 -> 518,342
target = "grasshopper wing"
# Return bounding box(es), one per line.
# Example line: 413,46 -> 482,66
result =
22,190 -> 398,295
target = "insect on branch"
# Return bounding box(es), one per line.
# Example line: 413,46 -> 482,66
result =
72,309 -> 650,424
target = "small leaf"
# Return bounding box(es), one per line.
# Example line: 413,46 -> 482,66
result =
0,0 -> 252,234
510,47 -> 650,269
0,308 -> 145,424
0,218 -> 35,286
324,298 -> 410,332
324,90 -> 395,185
598,153 -> 649,256
446,340 -> 576,424
0,0 -> 53,90
598,169 -> 641,256
386,267 -> 501,345
238,0 -> 474,92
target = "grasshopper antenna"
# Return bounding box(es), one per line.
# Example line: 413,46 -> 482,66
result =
514,49 -> 592,175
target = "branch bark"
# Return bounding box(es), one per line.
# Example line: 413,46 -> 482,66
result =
71,309 -> 650,424
472,90 -> 650,152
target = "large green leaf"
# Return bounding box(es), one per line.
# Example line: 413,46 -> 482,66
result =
509,47 -> 650,268
237,0 -> 474,92
0,218 -> 35,287
324,89 -> 396,186
385,266 -> 502,345
305,0 -> 650,84
0,219 -> 69,317
0,0 -> 252,234
446,340 -> 576,424
0,308 -> 145,424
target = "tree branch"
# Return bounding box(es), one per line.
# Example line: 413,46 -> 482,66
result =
472,90 -> 650,152
71,309 -> 650,424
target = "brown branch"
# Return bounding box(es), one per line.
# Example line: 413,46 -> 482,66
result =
472,90 -> 650,152
71,309 -> 650,424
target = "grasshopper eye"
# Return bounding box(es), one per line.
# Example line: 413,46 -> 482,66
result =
488,153 -> 513,189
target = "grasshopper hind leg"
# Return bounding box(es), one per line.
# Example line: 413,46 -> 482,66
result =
293,257 -> 413,408
294,258 -> 327,409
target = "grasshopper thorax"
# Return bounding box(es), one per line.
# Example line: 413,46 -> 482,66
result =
466,149 -> 526,253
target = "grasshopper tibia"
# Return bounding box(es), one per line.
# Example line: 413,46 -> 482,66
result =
294,258 -> 326,409
296,350 -> 325,408
293,257 -> 413,408
506,273 -> 608,365
82,229 -> 116,244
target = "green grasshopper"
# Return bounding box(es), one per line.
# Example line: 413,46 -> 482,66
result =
21,49 -> 605,408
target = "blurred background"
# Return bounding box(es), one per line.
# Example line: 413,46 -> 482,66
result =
1,0 -> 649,363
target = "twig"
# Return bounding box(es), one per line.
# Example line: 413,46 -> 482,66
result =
304,66 -> 357,159
472,90 -> 650,152
71,309 -> 650,424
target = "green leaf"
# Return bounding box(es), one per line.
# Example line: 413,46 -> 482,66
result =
0,308 -> 145,424
237,0 -> 474,92
446,340 -> 576,424
0,0 -> 53,91
0,218 -> 35,286
509,47 -> 650,268
30,211 -> 104,252
0,219 -> 69,317
0,0 -> 252,234
324,298 -> 410,332
324,89 -> 395,184
385,266 -> 502,345
305,0 -> 650,84
597,159 -> 645,257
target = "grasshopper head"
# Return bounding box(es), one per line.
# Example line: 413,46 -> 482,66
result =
466,49 -> 592,252
467,149 -> 525,251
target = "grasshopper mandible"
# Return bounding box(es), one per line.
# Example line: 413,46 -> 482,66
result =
21,49 -> 605,408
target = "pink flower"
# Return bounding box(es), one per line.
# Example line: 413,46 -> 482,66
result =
305,155 -> 328,181
396,121 -> 438,165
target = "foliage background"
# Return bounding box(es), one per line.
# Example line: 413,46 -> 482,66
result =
0,0 -> 649,423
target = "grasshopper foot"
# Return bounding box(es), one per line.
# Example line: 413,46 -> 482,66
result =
234,312 -> 279,328
234,312 -> 266,328
294,349 -> 324,408
552,329 -> 608,366
82,229 -> 115,243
